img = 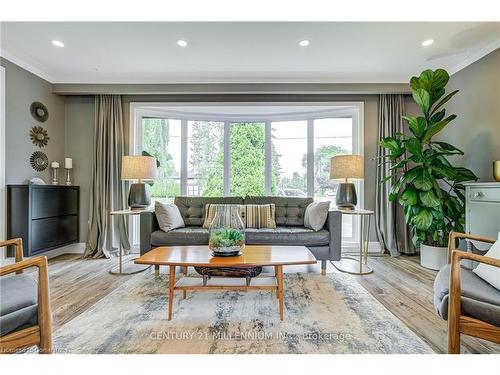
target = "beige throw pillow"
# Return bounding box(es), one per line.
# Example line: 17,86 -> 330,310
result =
304,201 -> 330,231
473,232 -> 500,290
203,203 -> 276,229
155,201 -> 185,232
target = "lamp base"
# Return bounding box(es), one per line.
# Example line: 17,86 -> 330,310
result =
336,182 -> 357,209
128,183 -> 151,210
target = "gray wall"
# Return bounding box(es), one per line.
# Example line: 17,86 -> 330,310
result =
0,58 -> 66,184
435,48 -> 500,181
65,96 -> 95,241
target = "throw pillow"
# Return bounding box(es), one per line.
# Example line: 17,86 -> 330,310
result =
155,201 -> 185,232
202,204 -> 245,229
244,204 -> 277,229
304,201 -> 330,231
472,232 -> 500,290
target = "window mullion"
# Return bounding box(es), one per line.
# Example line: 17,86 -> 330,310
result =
264,121 -> 272,195
307,118 -> 314,198
224,121 -> 230,196
180,119 -> 187,196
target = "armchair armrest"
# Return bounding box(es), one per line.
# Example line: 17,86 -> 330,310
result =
1,238 -> 24,273
140,211 -> 158,254
448,231 -> 496,263
0,255 -> 52,353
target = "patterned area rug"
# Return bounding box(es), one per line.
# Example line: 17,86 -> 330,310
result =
53,271 -> 433,354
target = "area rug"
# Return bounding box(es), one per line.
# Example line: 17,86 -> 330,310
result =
53,271 -> 433,354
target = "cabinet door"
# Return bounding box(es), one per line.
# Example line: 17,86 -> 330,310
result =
31,188 -> 78,219
31,216 -> 78,253
467,201 -> 500,249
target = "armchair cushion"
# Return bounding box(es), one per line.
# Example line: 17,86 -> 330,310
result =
434,264 -> 500,327
0,274 -> 38,336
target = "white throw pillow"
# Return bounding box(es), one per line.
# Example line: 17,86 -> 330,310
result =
304,201 -> 330,231
155,201 -> 185,232
472,232 -> 500,290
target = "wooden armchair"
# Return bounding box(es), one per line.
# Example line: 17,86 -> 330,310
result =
0,238 -> 52,353
434,232 -> 500,353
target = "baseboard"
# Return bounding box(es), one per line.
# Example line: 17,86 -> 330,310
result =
0,242 -> 85,266
342,241 -> 383,254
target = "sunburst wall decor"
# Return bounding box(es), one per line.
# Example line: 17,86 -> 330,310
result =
30,126 -> 50,147
30,151 -> 49,172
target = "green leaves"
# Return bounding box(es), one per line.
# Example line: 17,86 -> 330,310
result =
379,68 -> 476,247
403,116 -> 426,138
419,190 -> 441,208
412,88 -> 431,114
412,208 -> 433,231
422,114 -> 457,144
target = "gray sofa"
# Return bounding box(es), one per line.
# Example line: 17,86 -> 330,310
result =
140,196 -> 342,273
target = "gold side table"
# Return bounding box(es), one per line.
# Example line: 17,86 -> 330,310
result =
109,209 -> 151,275
331,209 -> 374,275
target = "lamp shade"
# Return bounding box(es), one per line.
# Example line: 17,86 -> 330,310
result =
121,155 -> 157,181
330,155 -> 364,181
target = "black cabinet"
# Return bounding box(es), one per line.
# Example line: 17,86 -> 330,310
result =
7,185 -> 80,257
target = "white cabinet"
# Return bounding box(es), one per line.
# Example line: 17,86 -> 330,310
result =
465,182 -> 500,250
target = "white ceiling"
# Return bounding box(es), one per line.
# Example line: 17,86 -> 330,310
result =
1,22 -> 499,84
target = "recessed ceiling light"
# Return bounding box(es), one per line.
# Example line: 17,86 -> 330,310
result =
177,39 -> 188,47
51,40 -> 65,48
299,39 -> 310,47
422,39 -> 434,47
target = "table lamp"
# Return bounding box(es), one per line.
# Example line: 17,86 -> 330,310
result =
330,155 -> 364,210
121,155 -> 157,210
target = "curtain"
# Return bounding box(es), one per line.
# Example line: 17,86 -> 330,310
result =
84,95 -> 130,258
375,94 -> 415,256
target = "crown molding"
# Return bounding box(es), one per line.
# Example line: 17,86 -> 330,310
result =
448,39 -> 500,76
0,48 -> 55,83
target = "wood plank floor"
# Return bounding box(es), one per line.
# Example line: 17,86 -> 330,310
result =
41,253 -> 500,354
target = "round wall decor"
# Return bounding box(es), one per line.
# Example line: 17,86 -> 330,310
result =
30,151 -> 49,171
30,102 -> 49,122
29,126 -> 50,147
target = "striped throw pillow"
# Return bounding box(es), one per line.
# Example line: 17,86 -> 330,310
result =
203,204 -> 276,229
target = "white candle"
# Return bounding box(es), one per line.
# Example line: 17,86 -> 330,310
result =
51,161 -> 59,168
65,158 -> 73,169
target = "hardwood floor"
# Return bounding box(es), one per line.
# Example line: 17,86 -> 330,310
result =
40,253 -> 499,354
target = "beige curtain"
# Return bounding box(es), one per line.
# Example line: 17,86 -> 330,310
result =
84,95 -> 130,258
375,94 -> 415,256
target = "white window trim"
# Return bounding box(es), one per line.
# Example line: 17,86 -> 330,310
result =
129,102 -> 364,246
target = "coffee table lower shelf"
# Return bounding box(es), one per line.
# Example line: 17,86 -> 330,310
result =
167,265 -> 285,321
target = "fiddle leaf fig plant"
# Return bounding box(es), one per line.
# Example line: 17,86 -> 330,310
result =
380,69 -> 478,247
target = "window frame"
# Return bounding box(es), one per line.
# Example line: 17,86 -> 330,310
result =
129,102 -> 364,245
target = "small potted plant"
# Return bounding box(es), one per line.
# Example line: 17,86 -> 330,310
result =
380,68 -> 478,270
208,206 -> 245,257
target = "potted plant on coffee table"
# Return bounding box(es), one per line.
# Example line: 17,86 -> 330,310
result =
379,68 -> 478,270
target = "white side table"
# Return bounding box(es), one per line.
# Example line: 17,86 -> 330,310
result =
110,209 -> 152,275
331,209 -> 374,275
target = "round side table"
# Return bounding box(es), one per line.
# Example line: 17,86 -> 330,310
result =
331,209 -> 374,275
109,209 -> 151,275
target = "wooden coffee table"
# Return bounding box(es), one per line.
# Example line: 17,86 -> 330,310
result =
135,245 -> 317,321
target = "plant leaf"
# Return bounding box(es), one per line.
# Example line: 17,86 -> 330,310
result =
432,141 -> 464,155
413,169 -> 433,191
430,109 -> 446,125
432,69 -> 450,91
403,116 -> 426,138
430,89 -> 458,115
412,88 -> 431,114
453,167 -> 479,183
400,187 -> 419,206
420,190 -> 441,208
422,114 -> 457,143
404,138 -> 422,159
412,208 -> 433,231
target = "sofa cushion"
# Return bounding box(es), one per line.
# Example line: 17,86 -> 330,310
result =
245,227 -> 329,246
434,264 -> 500,326
174,197 -> 244,226
155,201 -> 185,232
0,274 -> 38,336
151,226 -> 329,247
151,227 -> 209,246
244,196 -> 313,226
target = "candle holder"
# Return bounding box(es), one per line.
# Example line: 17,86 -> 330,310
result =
65,168 -> 72,185
51,167 -> 59,185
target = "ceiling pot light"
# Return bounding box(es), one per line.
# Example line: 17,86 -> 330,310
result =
299,39 -> 310,47
177,39 -> 188,47
51,40 -> 65,48
422,39 -> 434,47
